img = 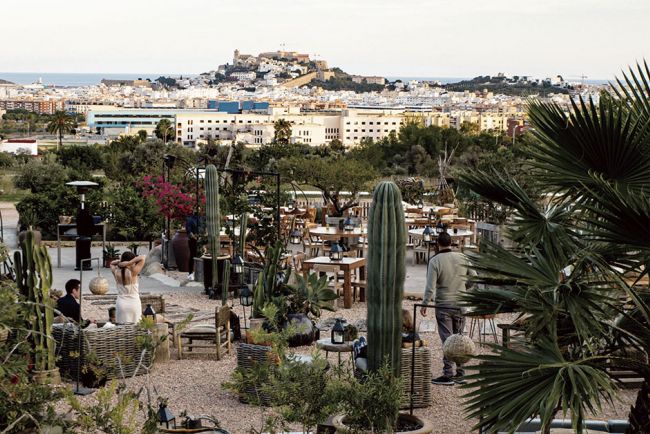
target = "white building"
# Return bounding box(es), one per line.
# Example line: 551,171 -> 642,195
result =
0,139 -> 38,155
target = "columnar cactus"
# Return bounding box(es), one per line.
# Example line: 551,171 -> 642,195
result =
205,164 -> 221,299
239,212 -> 248,261
221,259 -> 230,306
366,181 -> 406,375
14,230 -> 56,372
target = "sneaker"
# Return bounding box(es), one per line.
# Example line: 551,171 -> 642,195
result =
431,375 -> 454,386
452,374 -> 467,385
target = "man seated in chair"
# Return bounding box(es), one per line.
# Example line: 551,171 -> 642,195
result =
56,279 -> 94,327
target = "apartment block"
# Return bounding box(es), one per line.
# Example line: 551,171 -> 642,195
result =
0,99 -> 65,114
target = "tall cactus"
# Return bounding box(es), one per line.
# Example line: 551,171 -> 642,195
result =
221,259 -> 230,306
14,230 -> 56,372
205,164 -> 221,301
239,212 -> 248,261
366,181 -> 406,376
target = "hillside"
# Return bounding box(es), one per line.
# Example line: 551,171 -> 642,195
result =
0,79 -> 15,85
444,76 -> 569,96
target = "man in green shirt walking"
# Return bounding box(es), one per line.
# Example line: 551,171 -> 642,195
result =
420,231 -> 475,385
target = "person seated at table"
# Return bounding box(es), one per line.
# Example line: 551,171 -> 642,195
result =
56,279 -> 94,327
110,252 -> 146,324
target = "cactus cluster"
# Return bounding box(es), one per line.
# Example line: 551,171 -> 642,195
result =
14,230 -> 56,372
366,181 -> 406,376
205,164 -> 221,300
252,240 -> 290,318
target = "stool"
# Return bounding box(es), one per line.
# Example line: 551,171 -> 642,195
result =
468,314 -> 498,345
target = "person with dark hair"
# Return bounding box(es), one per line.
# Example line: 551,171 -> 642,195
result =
56,279 -> 92,326
110,251 -> 146,324
420,231 -> 475,386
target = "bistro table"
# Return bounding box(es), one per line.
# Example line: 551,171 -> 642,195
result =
316,338 -> 355,373
309,226 -> 366,240
303,256 -> 366,308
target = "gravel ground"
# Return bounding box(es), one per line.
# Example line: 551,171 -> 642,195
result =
62,295 -> 638,434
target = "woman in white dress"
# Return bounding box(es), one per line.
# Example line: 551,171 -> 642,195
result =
110,252 -> 146,324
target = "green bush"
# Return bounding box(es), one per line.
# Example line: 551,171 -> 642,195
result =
106,184 -> 162,241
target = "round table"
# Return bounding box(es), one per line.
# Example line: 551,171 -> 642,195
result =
316,338 -> 355,373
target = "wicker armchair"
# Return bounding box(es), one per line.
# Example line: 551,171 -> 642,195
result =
53,323 -> 152,381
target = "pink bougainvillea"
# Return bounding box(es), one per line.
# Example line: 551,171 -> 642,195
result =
142,175 -> 196,223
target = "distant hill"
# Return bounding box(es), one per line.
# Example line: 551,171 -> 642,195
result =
310,68 -> 385,93
0,79 -> 15,85
444,76 -> 569,96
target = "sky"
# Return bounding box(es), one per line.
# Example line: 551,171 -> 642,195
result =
1,0 -> 648,80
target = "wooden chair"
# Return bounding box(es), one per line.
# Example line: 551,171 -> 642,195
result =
177,305 -> 232,360
302,224 -> 323,258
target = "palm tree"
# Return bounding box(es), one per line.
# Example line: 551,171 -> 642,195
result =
459,62 -> 650,434
155,119 -> 174,144
273,118 -> 292,144
46,110 -> 74,151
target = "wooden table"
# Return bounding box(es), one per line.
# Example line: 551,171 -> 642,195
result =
309,226 -> 366,240
408,227 -> 474,242
303,256 -> 366,308
56,223 -> 106,268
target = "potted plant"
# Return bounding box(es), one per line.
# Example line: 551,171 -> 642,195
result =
330,363 -> 433,434
14,231 -> 59,384
284,272 -> 338,346
102,244 -> 120,268
18,208 -> 42,245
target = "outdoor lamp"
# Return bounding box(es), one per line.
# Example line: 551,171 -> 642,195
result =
287,199 -> 295,210
157,402 -> 176,429
417,199 -> 424,210
289,228 -> 302,245
329,242 -> 343,261
163,154 -> 176,169
423,225 -> 433,243
332,318 -> 345,344
239,284 -> 254,307
343,216 -> 354,231
143,304 -> 156,321
231,254 -> 244,274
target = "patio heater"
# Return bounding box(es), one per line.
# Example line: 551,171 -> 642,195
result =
161,154 -> 177,268
74,257 -> 100,396
66,181 -> 99,271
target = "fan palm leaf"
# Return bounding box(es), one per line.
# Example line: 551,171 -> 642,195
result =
463,339 -> 617,434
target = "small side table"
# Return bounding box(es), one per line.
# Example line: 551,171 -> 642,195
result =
316,338 -> 354,374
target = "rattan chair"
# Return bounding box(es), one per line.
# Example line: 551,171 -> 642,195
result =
177,305 -> 231,360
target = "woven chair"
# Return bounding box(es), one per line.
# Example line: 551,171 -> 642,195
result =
53,323 -> 152,381
353,345 -> 432,409
236,343 -> 275,406
177,305 -> 231,360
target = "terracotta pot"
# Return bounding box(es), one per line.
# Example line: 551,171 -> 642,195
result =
332,413 -> 433,434
172,229 -> 191,272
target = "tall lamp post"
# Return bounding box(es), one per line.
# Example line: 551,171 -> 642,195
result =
512,124 -> 523,146
162,154 -> 177,268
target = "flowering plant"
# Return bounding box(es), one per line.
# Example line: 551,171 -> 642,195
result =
142,175 -> 196,223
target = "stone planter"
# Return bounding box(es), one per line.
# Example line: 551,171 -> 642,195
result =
331,413 -> 433,434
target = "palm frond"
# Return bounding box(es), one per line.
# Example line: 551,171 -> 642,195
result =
464,340 -> 617,434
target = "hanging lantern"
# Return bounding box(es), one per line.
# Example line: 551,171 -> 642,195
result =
329,242 -> 343,261
289,228 -> 303,245
231,254 -> 244,274
423,225 -> 433,243
239,284 -> 253,307
143,304 -> 156,321
331,318 -> 345,344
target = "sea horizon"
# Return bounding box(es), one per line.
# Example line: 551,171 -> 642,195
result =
0,71 -> 610,87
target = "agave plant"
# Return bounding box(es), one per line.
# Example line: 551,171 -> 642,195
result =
285,272 -> 337,318
460,62 -> 650,433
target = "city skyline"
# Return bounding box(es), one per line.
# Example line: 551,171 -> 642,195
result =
1,0 -> 648,79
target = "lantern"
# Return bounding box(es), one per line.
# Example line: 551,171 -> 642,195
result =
231,253 -> 244,274
423,225 -> 433,243
287,199 -> 295,211
289,228 -> 303,245
343,217 -> 354,231
417,199 -> 424,210
157,402 -> 176,429
143,304 -> 156,321
329,242 -> 343,261
331,318 -> 345,344
239,284 -> 254,307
